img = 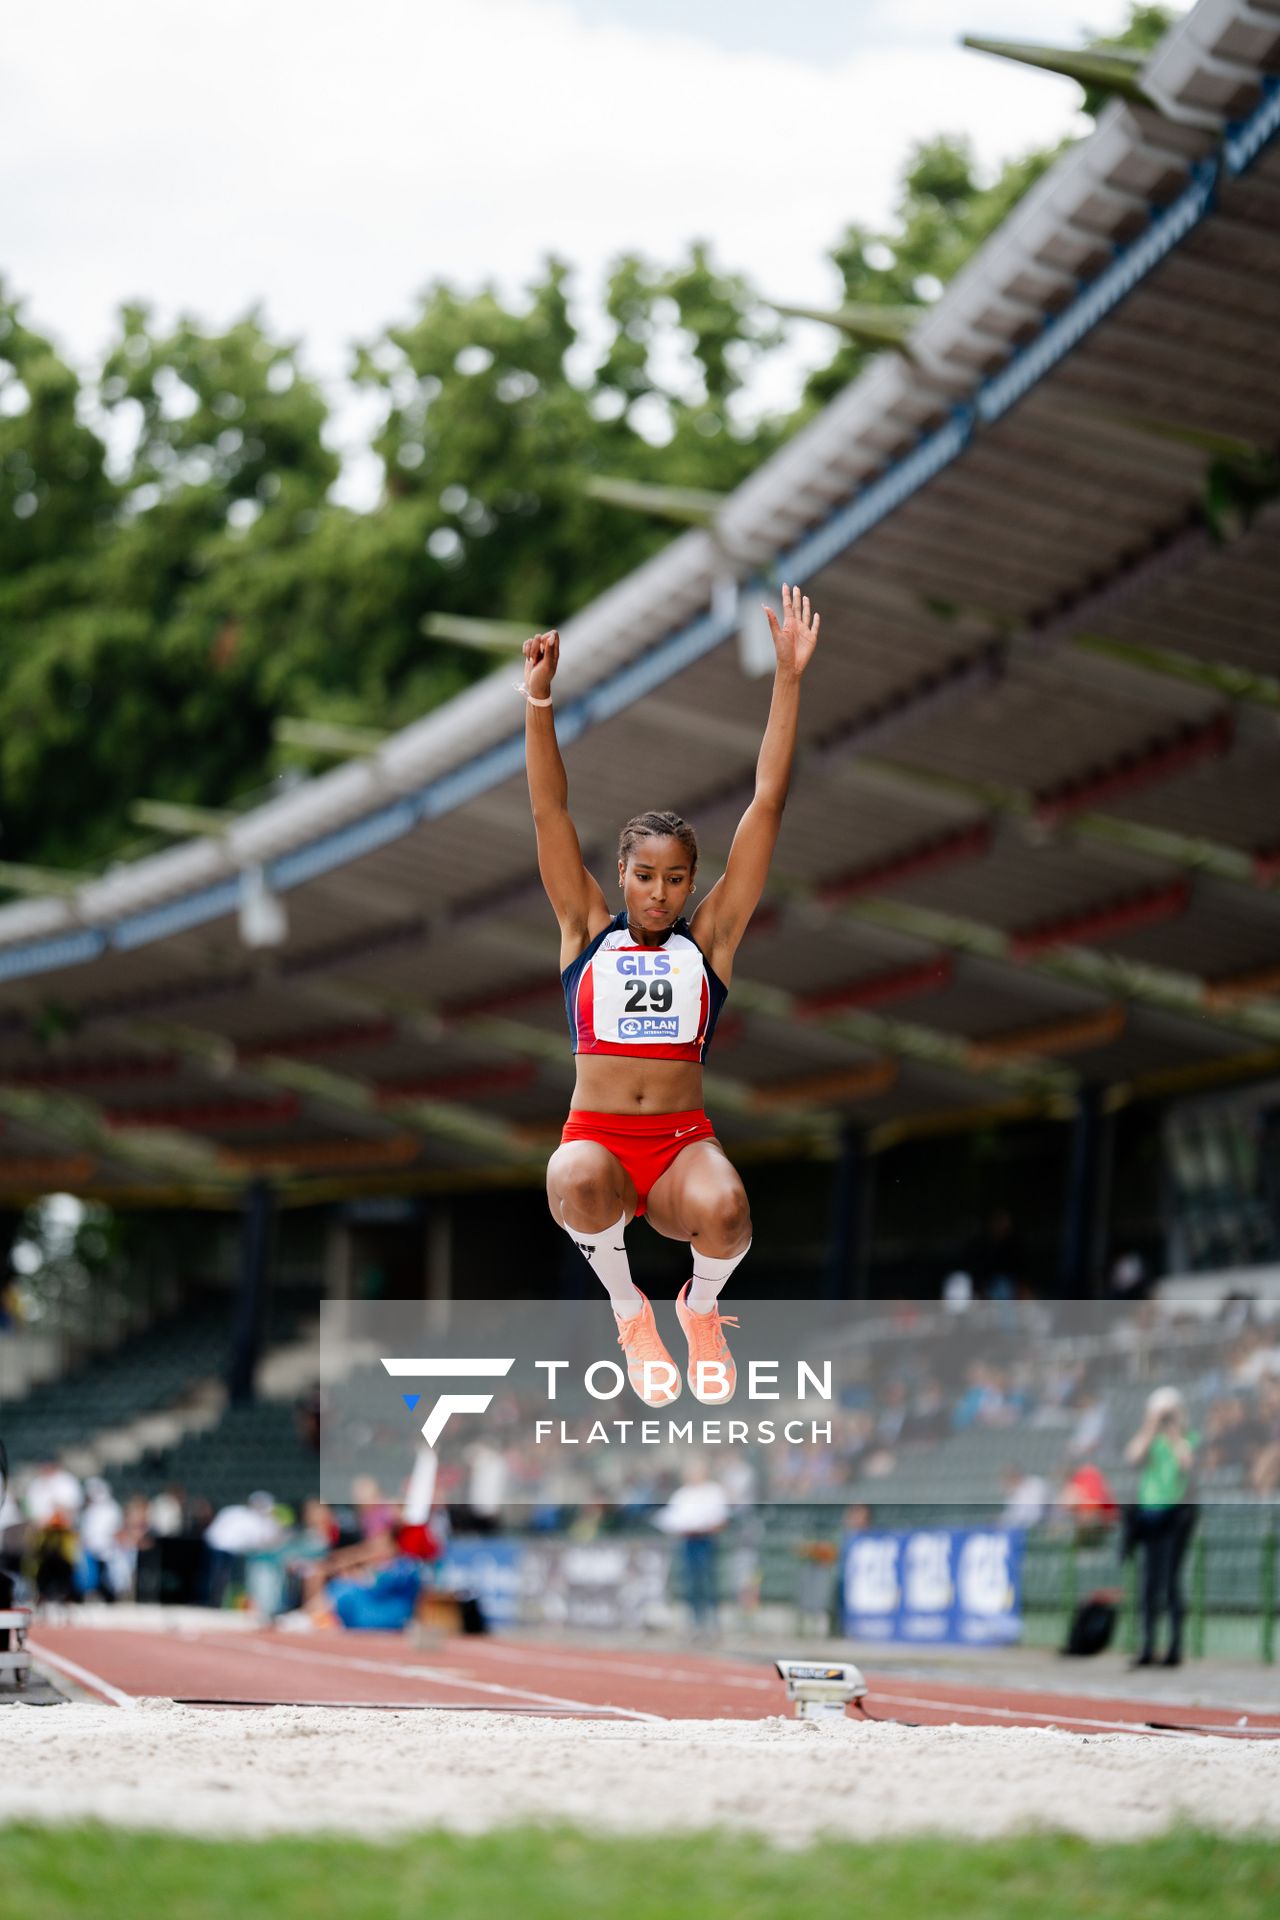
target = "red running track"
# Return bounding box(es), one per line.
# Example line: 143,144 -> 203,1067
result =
27,1623 -> 1280,1738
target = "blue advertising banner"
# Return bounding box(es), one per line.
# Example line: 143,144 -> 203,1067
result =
431,1538 -> 525,1628
842,1528 -> 1024,1646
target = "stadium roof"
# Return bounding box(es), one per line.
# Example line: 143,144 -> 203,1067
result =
3,0 -> 1280,1205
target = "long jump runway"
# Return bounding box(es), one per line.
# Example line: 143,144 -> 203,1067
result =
26,1621 -> 1280,1738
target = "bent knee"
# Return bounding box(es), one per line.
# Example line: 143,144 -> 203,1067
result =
546,1144 -> 625,1219
696,1183 -> 751,1245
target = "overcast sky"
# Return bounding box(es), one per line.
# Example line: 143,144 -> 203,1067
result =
3,0 -> 1180,501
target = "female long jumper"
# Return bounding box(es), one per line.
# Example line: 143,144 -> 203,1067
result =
521,585 -> 821,1408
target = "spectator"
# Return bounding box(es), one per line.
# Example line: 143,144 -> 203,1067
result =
1124,1387 -> 1200,1669
942,1271 -> 973,1311
1248,1377 -> 1280,1496
77,1477 -> 124,1601
283,1499 -> 342,1610
460,1440 -> 507,1535
966,1208 -> 1024,1301
902,1375 -> 949,1449
1231,1330 -> 1280,1391
203,1490 -> 281,1608
953,1362 -> 1017,1432
27,1513 -> 78,1607
113,1494 -> 155,1600
148,1483 -> 188,1539
654,1461 -> 730,1641
351,1476 -> 397,1541
1066,1389 -> 1109,1463
1060,1461 -> 1119,1543
188,1495 -> 214,1533
998,1465 -> 1048,1532
1108,1252 -> 1148,1301
23,1455 -> 84,1530
874,1378 -> 910,1448
294,1384 -> 321,1451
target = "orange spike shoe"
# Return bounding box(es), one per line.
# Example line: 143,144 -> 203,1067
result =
675,1281 -> 739,1404
615,1290 -> 682,1408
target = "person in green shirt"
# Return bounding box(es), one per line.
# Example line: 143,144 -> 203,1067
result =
1124,1386 -> 1199,1668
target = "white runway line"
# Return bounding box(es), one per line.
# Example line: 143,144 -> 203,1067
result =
236,1635 -> 668,1722
29,1641 -> 136,1710
866,1688 -> 1243,1738
466,1640 -> 776,1690
177,1699 -> 649,1714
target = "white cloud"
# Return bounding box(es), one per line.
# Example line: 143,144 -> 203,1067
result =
1,0 -> 1165,502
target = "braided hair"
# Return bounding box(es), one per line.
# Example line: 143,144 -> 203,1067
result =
617,810 -> 698,875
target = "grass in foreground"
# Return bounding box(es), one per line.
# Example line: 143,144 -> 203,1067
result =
2,1824 -> 1278,1920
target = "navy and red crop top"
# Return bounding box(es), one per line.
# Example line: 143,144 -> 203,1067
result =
561,911 -> 729,1063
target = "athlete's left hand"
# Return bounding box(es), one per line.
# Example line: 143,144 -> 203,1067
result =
763,582 -> 820,677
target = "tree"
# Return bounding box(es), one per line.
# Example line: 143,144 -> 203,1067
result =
347,246 -> 783,685
0,5 -> 1177,879
802,4 -> 1176,408
0,304 -> 337,871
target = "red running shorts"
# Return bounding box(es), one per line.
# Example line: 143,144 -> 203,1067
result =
559,1108 -> 717,1216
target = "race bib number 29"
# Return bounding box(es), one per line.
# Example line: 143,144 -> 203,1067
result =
591,949 -> 702,1045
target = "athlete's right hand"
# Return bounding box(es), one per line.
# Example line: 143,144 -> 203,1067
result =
522,630 -> 560,702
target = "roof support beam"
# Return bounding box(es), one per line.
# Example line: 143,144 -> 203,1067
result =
275,718 -> 391,755
137,1019 -> 537,1165
420,613 -> 535,651
129,800 -> 236,838
844,894 -> 1280,1048
730,972 -> 1077,1103
358,926 -> 843,1136
0,864 -> 88,898
0,1084 -> 228,1186
961,36 -> 1151,107
583,476 -> 724,526
850,753 -> 1268,894
280,913 -> 1078,1124
1071,631 -> 1280,716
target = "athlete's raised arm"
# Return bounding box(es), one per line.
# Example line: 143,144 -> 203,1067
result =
690,583 -> 820,976
522,629 -> 612,966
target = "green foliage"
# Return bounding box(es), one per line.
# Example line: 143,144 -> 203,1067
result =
803,139 -> 1062,410
0,5 -> 1180,880
354,245 -> 780,650
803,3 -> 1177,407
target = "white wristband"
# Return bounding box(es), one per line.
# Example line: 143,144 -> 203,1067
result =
516,682 -> 554,707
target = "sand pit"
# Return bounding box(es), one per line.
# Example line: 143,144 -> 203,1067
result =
2,1703 -> 1278,1845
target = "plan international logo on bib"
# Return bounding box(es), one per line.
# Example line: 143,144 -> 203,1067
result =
618,1014 -> 680,1038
